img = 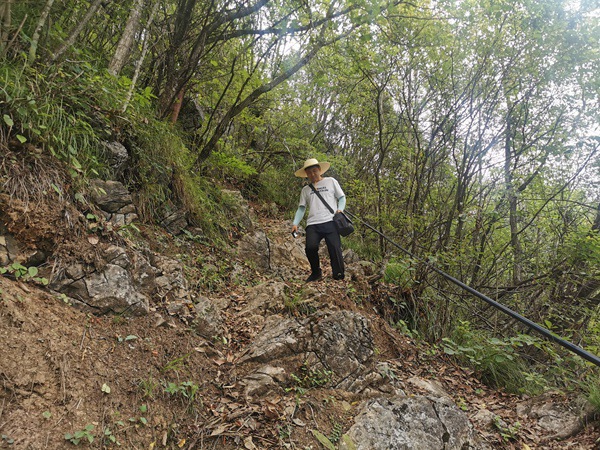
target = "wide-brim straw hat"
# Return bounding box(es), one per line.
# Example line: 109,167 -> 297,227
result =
294,158 -> 331,178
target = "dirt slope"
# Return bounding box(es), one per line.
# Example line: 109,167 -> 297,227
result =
0,208 -> 599,449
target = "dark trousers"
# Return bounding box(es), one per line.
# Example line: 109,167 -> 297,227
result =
305,221 -> 344,278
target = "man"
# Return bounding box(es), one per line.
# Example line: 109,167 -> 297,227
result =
291,158 -> 346,282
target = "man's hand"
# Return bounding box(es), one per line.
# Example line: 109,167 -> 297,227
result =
291,225 -> 298,233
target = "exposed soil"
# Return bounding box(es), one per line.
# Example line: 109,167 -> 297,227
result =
0,160 -> 599,449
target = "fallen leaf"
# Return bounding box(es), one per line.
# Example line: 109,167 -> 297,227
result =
210,425 -> 228,436
244,436 -> 257,449
292,418 -> 306,427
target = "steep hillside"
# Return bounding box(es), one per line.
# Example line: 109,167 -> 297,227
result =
0,155 -> 598,449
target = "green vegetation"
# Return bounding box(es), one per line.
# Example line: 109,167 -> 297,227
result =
0,263 -> 48,285
64,424 -> 95,445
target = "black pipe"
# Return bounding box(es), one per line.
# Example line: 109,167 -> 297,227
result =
345,210 -> 600,368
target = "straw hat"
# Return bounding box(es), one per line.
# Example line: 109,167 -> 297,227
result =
294,158 -> 331,178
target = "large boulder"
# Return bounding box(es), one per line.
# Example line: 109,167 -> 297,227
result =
101,141 -> 129,179
89,179 -> 138,225
341,395 -> 481,450
239,310 -> 381,393
50,245 -> 154,315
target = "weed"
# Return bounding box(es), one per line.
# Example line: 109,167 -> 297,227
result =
161,355 -> 189,374
278,424 -> 292,440
162,380 -> 202,411
102,427 -> 119,445
138,377 -> 159,399
290,363 -> 334,390
330,421 -> 343,444
64,424 -> 95,445
441,321 -> 538,393
0,263 -> 48,285
585,378 -> 600,413
284,291 -> 317,315
493,417 -> 521,442
311,429 -> 357,450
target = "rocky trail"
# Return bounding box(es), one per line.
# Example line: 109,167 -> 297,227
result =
0,180 -> 599,449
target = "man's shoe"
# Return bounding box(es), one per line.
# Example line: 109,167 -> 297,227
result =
333,273 -> 345,280
306,271 -> 323,282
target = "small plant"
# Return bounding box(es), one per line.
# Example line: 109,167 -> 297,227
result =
138,377 -> 158,399
493,416 -> 521,442
585,378 -> 600,413
162,380 -> 201,411
0,263 -> 48,285
284,292 -> 316,315
290,363 -> 334,391
102,426 -> 119,445
161,355 -> 189,373
163,381 -> 199,401
65,424 -> 95,445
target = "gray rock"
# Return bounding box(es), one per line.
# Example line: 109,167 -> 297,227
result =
239,310 -> 378,392
341,395 -> 478,450
240,365 -> 287,398
193,296 -> 224,339
102,141 -> 129,179
90,179 -> 133,213
160,209 -> 188,235
237,230 -> 270,270
516,393 -> 594,440
222,189 -> 255,232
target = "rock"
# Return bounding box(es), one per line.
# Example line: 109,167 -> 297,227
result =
160,209 -> 188,235
237,230 -> 270,270
50,245 -> 156,316
471,408 -> 498,429
240,365 -> 287,398
268,232 -> 310,276
83,263 -> 149,315
239,310 -> 380,392
222,189 -> 255,232
341,395 -> 479,450
101,141 -> 129,179
239,280 -> 287,315
193,296 -> 224,339
0,231 -> 20,266
407,376 -> 451,398
90,179 -> 133,213
516,393 -> 594,440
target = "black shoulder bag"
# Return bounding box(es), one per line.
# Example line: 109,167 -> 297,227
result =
308,184 -> 354,237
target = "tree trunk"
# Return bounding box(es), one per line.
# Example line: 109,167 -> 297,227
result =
0,0 -> 12,53
592,203 -> 600,232
504,111 -> 522,285
51,0 -> 105,63
108,0 -> 145,76
122,0 -> 159,112
27,0 -> 55,64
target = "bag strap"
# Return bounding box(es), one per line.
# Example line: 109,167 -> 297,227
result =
308,183 -> 335,214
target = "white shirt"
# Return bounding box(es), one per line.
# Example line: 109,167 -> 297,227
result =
298,177 -> 345,226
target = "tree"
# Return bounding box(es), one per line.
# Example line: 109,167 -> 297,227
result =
50,0 -> 107,62
108,0 -> 146,76
0,0 -> 12,54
